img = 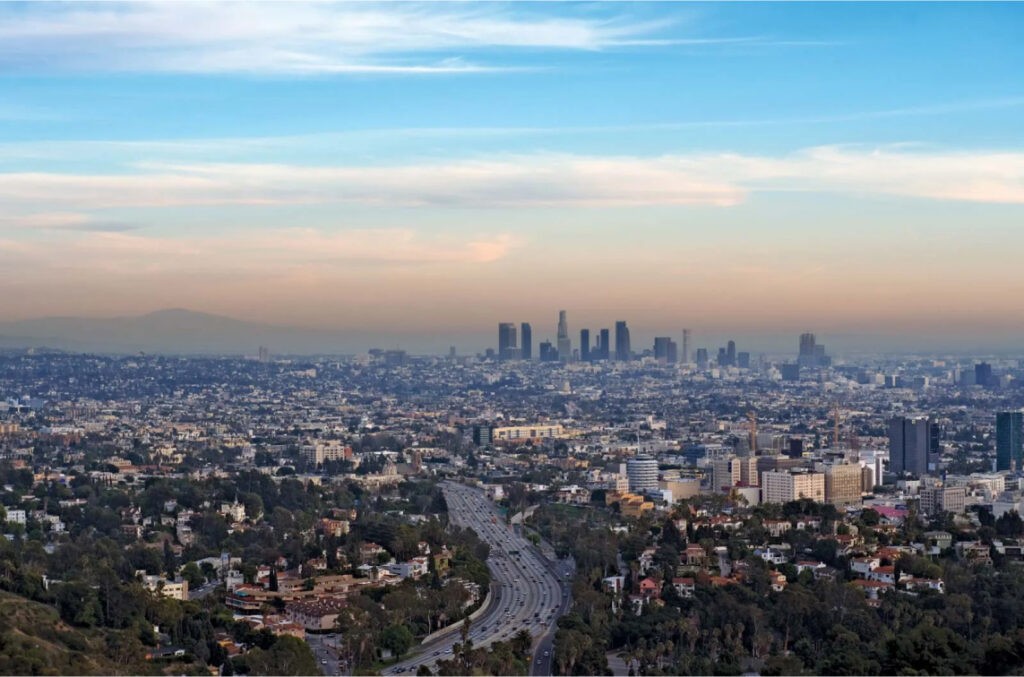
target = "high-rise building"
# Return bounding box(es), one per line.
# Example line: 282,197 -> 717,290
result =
580,329 -> 591,362
667,340 -> 678,365
539,341 -> 558,362
557,310 -> 571,363
726,340 -> 737,366
822,463 -> 864,506
695,348 -> 709,369
717,347 -> 728,366
626,455 -> 659,492
888,416 -> 940,477
520,322 -> 532,361
976,362 -> 994,388
498,323 -> 518,360
798,332 -> 816,367
737,352 -> 750,369
615,321 -> 631,361
599,329 -> 611,360
654,337 -> 671,363
761,469 -> 825,504
997,411 -> 1023,472
681,329 -> 691,364
257,346 -> 270,363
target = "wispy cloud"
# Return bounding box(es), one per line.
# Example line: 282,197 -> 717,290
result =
0,2 -> 688,75
1,146 -> 1022,213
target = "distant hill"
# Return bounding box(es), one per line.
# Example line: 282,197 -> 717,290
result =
0,308 -> 351,355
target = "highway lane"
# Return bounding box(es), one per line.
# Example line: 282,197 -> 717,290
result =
382,481 -> 567,676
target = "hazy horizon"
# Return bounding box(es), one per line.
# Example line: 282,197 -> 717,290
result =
1,2 -> 1022,348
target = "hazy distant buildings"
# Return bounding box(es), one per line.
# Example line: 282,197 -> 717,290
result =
498,322 -> 518,360
615,321 -> 631,361
976,362 -> 995,388
798,332 -> 830,368
557,310 -> 571,363
888,416 -> 940,477
520,322 -> 532,361
539,341 -> 558,362
257,346 -> 270,363
580,329 -> 591,362
681,329 -> 691,364
726,340 -> 736,367
599,329 -> 611,360
997,411 -> 1023,472
695,348 -> 709,369
737,351 -> 750,369
654,337 -> 678,364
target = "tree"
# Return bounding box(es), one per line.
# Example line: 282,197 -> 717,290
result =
181,562 -> 205,588
243,636 -> 319,676
380,624 -> 414,658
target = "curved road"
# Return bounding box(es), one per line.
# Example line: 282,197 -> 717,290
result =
382,481 -> 570,676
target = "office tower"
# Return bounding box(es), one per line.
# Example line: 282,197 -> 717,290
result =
599,329 -> 611,360
823,463 -> 864,506
695,348 -> 709,369
888,416 -> 940,477
799,332 -> 816,367
717,347 -> 727,366
557,310 -> 571,363
976,362 -> 994,388
539,341 -> 558,362
761,469 -> 825,504
787,438 -> 804,459
520,322 -> 532,361
920,485 -> 967,515
580,329 -> 591,362
654,337 -> 671,363
615,321 -> 631,361
448,346 -> 456,359
626,455 -> 659,492
498,323 -> 517,360
667,340 -> 678,365
682,329 -> 691,364
996,411 -> 1023,472
726,340 -> 736,366
737,351 -> 750,369
780,364 -> 801,381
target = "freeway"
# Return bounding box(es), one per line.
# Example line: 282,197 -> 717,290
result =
382,481 -> 569,676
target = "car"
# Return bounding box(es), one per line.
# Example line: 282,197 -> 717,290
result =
321,659 -> 328,665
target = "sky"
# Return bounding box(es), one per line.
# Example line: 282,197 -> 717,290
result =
1,1 -> 1023,353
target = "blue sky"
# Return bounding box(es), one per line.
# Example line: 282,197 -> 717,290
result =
0,2 -> 1023,351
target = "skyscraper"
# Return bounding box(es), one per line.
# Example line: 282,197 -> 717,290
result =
557,310 -> 571,363
695,348 -> 708,369
888,416 -> 940,477
599,329 -> 611,360
497,323 -> 517,360
726,340 -> 737,366
615,321 -> 631,361
976,362 -> 994,388
655,335 -> 671,362
580,329 -> 590,362
539,341 -> 557,362
520,322 -> 532,360
681,329 -> 691,364
997,411 -> 1023,472
799,332 -> 817,367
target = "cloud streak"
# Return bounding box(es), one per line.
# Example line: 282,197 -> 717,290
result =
1,147 -> 1022,215
0,2 -> 684,75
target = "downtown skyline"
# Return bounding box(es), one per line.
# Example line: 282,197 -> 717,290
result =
1,2 -> 1023,352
